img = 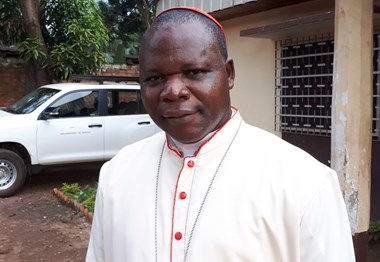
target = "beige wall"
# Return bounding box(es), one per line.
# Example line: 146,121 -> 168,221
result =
219,0 -> 334,134
222,21 -> 275,133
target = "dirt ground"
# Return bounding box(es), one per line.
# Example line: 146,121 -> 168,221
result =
0,164 -> 379,262
369,242 -> 380,262
0,164 -> 101,262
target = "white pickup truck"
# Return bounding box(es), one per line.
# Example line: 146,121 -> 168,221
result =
0,82 -> 161,197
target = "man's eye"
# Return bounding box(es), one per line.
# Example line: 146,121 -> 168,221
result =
188,70 -> 203,75
148,76 -> 161,81
186,70 -> 206,78
144,76 -> 163,85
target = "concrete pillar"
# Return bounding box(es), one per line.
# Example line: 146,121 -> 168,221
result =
331,0 -> 373,261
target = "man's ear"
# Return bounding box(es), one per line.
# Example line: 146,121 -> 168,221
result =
225,58 -> 235,90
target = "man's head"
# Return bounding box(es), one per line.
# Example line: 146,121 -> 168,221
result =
151,7 -> 228,60
139,7 -> 235,144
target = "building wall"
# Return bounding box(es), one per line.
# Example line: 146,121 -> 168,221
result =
219,0 -> 379,222
223,21 -> 275,133
99,64 -> 139,78
0,62 -> 139,107
220,0 -> 333,133
0,57 -> 26,107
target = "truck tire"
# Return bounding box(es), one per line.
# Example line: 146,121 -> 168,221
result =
0,149 -> 27,197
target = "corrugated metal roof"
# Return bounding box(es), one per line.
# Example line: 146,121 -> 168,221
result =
156,0 -> 257,13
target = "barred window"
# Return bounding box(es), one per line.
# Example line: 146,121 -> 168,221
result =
275,35 -> 334,136
374,34 -> 380,139
275,34 -> 380,139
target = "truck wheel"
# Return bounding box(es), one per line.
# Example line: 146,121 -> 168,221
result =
0,149 -> 27,197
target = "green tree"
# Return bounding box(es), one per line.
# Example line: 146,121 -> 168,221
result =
0,0 -> 24,44
98,0 -> 155,56
0,0 -> 109,88
41,0 -> 109,80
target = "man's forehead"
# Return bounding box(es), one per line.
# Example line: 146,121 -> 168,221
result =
141,24 -> 219,70
147,20 -> 208,41
152,18 -> 204,30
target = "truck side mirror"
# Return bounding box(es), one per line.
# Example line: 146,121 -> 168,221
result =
40,107 -> 60,120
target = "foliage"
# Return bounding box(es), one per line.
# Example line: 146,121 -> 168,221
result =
17,38 -> 47,63
1,0 -> 109,80
369,221 -> 380,234
98,0 -> 156,56
1,0 -> 156,77
60,182 -> 97,212
44,0 -> 109,79
0,0 -> 24,44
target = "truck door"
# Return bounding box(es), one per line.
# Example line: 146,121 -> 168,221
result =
36,90 -> 105,164
103,89 -> 159,159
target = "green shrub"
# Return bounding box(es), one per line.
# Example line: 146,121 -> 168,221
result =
369,221 -> 380,234
60,182 -> 97,212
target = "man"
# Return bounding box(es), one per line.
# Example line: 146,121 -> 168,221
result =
86,7 -> 355,262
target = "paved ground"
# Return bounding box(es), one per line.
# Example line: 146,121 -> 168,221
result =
0,164 -> 379,262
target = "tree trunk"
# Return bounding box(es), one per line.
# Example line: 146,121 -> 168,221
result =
18,0 -> 51,93
141,0 -> 151,29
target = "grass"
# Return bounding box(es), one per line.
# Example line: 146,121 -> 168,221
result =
60,182 -> 97,212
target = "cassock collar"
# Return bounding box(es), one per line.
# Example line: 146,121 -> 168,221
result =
169,132 -> 216,157
166,107 -> 241,157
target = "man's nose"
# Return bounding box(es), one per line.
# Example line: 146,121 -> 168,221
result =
160,76 -> 190,101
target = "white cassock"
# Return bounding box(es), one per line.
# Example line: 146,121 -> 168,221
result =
86,108 -> 355,262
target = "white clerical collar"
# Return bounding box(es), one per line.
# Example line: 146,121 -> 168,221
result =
169,131 -> 216,157
167,108 -> 237,157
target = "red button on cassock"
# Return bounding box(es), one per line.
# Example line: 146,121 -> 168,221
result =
175,232 -> 182,240
187,160 -> 195,168
179,192 -> 187,199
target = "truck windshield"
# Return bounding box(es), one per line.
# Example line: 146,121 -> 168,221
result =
6,88 -> 60,114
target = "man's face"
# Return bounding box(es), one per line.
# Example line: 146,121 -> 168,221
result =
139,20 -> 235,144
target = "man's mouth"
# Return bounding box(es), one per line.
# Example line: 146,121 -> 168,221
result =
162,110 -> 197,119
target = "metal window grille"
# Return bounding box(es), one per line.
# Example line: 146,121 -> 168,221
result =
275,34 -> 380,139
374,34 -> 380,139
275,34 -> 334,136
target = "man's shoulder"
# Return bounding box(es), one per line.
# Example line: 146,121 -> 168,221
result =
104,131 -> 166,168
239,123 -> 337,208
98,131 -> 166,185
240,122 -> 332,174
117,131 -> 166,156
240,123 -> 291,149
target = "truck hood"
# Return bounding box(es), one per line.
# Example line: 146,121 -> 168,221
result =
0,109 -> 35,128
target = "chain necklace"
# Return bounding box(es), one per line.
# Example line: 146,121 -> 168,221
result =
154,119 -> 242,262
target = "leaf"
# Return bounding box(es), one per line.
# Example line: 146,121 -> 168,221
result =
60,182 -> 98,213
